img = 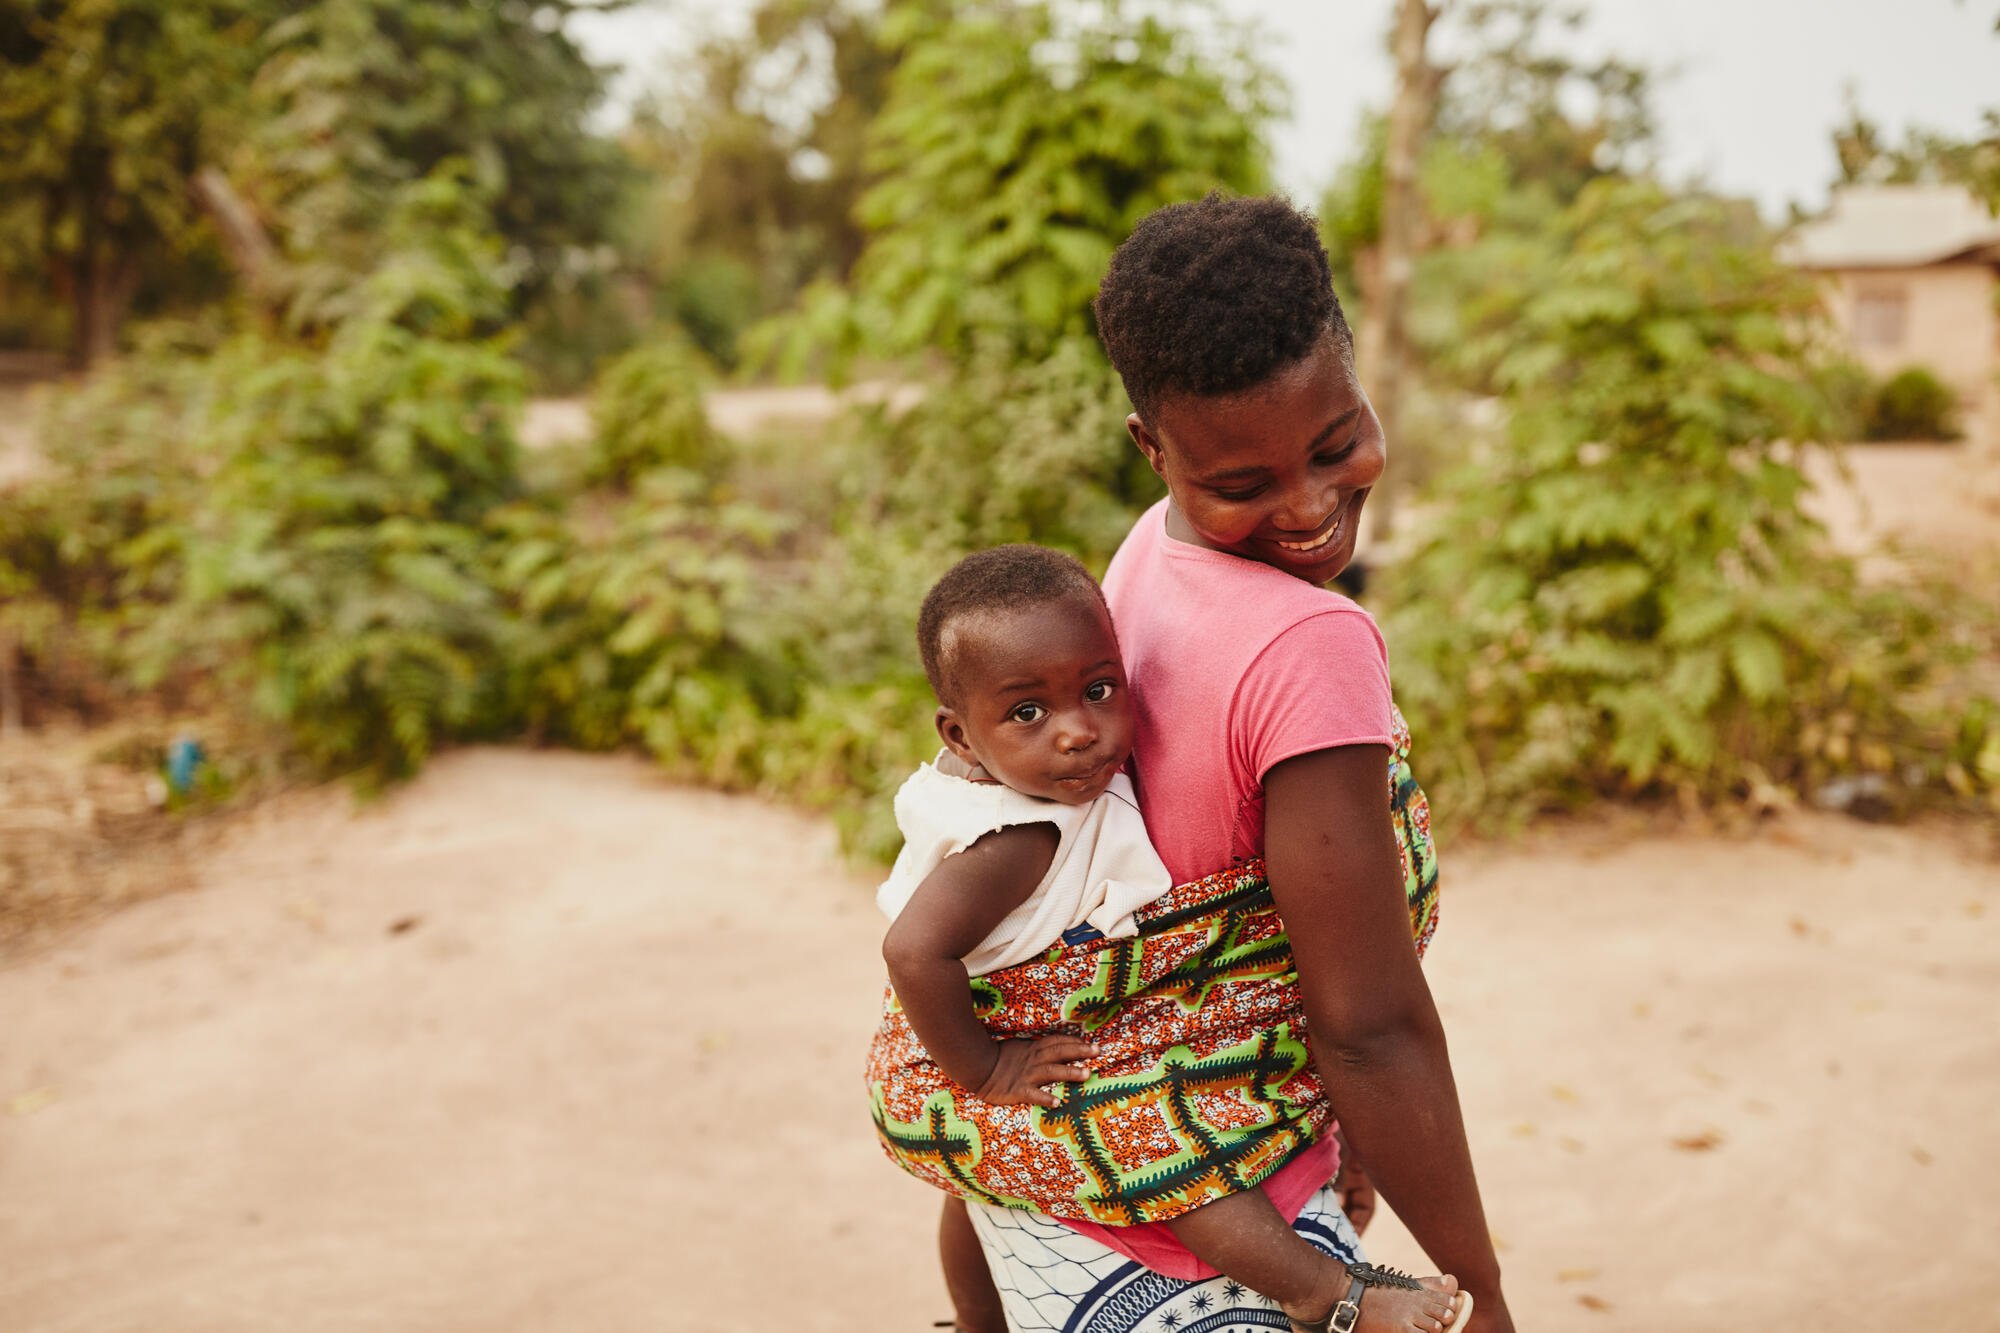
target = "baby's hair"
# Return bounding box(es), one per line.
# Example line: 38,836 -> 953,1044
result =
1093,193 -> 1353,426
918,545 -> 1109,706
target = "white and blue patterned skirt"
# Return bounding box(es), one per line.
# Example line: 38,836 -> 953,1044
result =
967,1185 -> 1364,1333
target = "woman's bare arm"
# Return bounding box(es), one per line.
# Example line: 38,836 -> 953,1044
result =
882,823 -> 1096,1106
1264,743 -> 1512,1329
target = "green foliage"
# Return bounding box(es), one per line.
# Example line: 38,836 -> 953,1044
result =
1383,180 -> 1996,824
662,257 -> 764,370
1818,361 -> 1966,443
124,318 -> 525,780
0,0 -> 264,363
836,337 -> 1153,558
7,169 -> 527,783
486,472 -> 793,760
751,0 -> 1275,375
246,0 -> 627,332
1833,94 -> 2000,212
1432,1 -> 1656,206
611,0 -> 895,368
483,468 -> 938,861
1864,366 -> 1962,442
585,337 -> 725,488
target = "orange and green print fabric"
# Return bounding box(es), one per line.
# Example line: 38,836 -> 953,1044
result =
864,737 -> 1439,1227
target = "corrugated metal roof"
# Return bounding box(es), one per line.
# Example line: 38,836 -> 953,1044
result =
1781,183 -> 2000,268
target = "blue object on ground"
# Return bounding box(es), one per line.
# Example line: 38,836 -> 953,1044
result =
166,737 -> 206,796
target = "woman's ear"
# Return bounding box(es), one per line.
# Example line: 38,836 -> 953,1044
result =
1127,412 -> 1166,481
935,706 -> 978,767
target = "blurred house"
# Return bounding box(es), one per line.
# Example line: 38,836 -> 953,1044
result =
1784,183 -> 2000,442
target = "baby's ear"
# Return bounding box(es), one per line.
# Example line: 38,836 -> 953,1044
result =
934,706 -> 977,765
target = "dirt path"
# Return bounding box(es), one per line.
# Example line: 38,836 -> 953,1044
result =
3,747 -> 1996,1330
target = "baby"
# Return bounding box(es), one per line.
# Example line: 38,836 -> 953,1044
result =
875,544 -> 1464,1333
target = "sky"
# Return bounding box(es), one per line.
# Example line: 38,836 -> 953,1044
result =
572,0 -> 2000,220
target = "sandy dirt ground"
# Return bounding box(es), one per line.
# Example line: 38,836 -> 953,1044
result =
2,746 -> 1997,1331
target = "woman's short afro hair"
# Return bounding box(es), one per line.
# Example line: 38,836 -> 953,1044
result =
1093,193 -> 1352,425
917,545 -> 1108,706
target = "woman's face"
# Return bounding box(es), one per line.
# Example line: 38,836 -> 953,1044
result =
1127,334 -> 1385,586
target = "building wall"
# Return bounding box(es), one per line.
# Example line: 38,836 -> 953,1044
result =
1819,261 -> 1999,440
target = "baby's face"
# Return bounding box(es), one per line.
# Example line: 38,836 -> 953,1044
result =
935,597 -> 1133,805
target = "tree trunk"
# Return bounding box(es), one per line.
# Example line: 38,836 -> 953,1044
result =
66,182 -> 140,371
1369,0 -> 1441,544
68,248 -> 136,372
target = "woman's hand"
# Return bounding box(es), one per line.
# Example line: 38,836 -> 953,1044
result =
973,1036 -> 1098,1107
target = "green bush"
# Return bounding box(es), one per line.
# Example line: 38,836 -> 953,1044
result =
835,337 -> 1157,560
1865,365 -> 1961,441
3,327 -> 226,714
1383,181 -> 1997,826
131,322 -> 526,781
7,310 -> 527,784
585,337 -> 724,488
487,470 -> 793,758
664,256 -> 763,369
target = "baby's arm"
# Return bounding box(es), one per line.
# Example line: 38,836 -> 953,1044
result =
882,822 -> 1097,1107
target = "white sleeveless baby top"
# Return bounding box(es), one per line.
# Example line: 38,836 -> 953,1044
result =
875,751 -> 1173,976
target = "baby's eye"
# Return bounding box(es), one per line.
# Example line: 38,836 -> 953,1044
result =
1085,680 -> 1117,702
1009,703 -> 1047,724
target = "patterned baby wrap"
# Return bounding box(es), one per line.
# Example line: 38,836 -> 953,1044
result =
864,708 -> 1439,1227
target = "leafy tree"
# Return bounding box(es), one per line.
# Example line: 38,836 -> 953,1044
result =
1383,180 -> 1997,823
0,0 -> 264,365
752,0 -> 1275,375
1432,1 -> 1654,207
1831,91 -> 2000,213
619,0 -> 898,365
242,0 -> 627,333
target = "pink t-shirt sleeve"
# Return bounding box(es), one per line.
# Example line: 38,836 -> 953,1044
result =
1233,608 -> 1395,785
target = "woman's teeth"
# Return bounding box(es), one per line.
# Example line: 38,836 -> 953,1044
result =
1276,514 -> 1341,552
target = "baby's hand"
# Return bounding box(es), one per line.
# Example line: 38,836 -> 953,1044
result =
973,1036 -> 1100,1108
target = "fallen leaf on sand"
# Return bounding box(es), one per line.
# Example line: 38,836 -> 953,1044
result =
1671,1129 -> 1724,1152
1559,1136 -> 1586,1154
1577,1294 -> 1612,1312
1693,1065 -> 1725,1088
1789,916 -> 1810,937
387,916 -> 422,935
8,1086 -> 58,1116
1511,1122 -> 1537,1138
1911,1146 -> 1933,1166
697,1032 -> 729,1053
1967,901 -> 1986,919
1556,1268 -> 1600,1284
1549,1084 -> 1579,1104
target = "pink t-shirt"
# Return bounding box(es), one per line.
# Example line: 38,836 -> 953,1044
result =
1060,498 -> 1395,1279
